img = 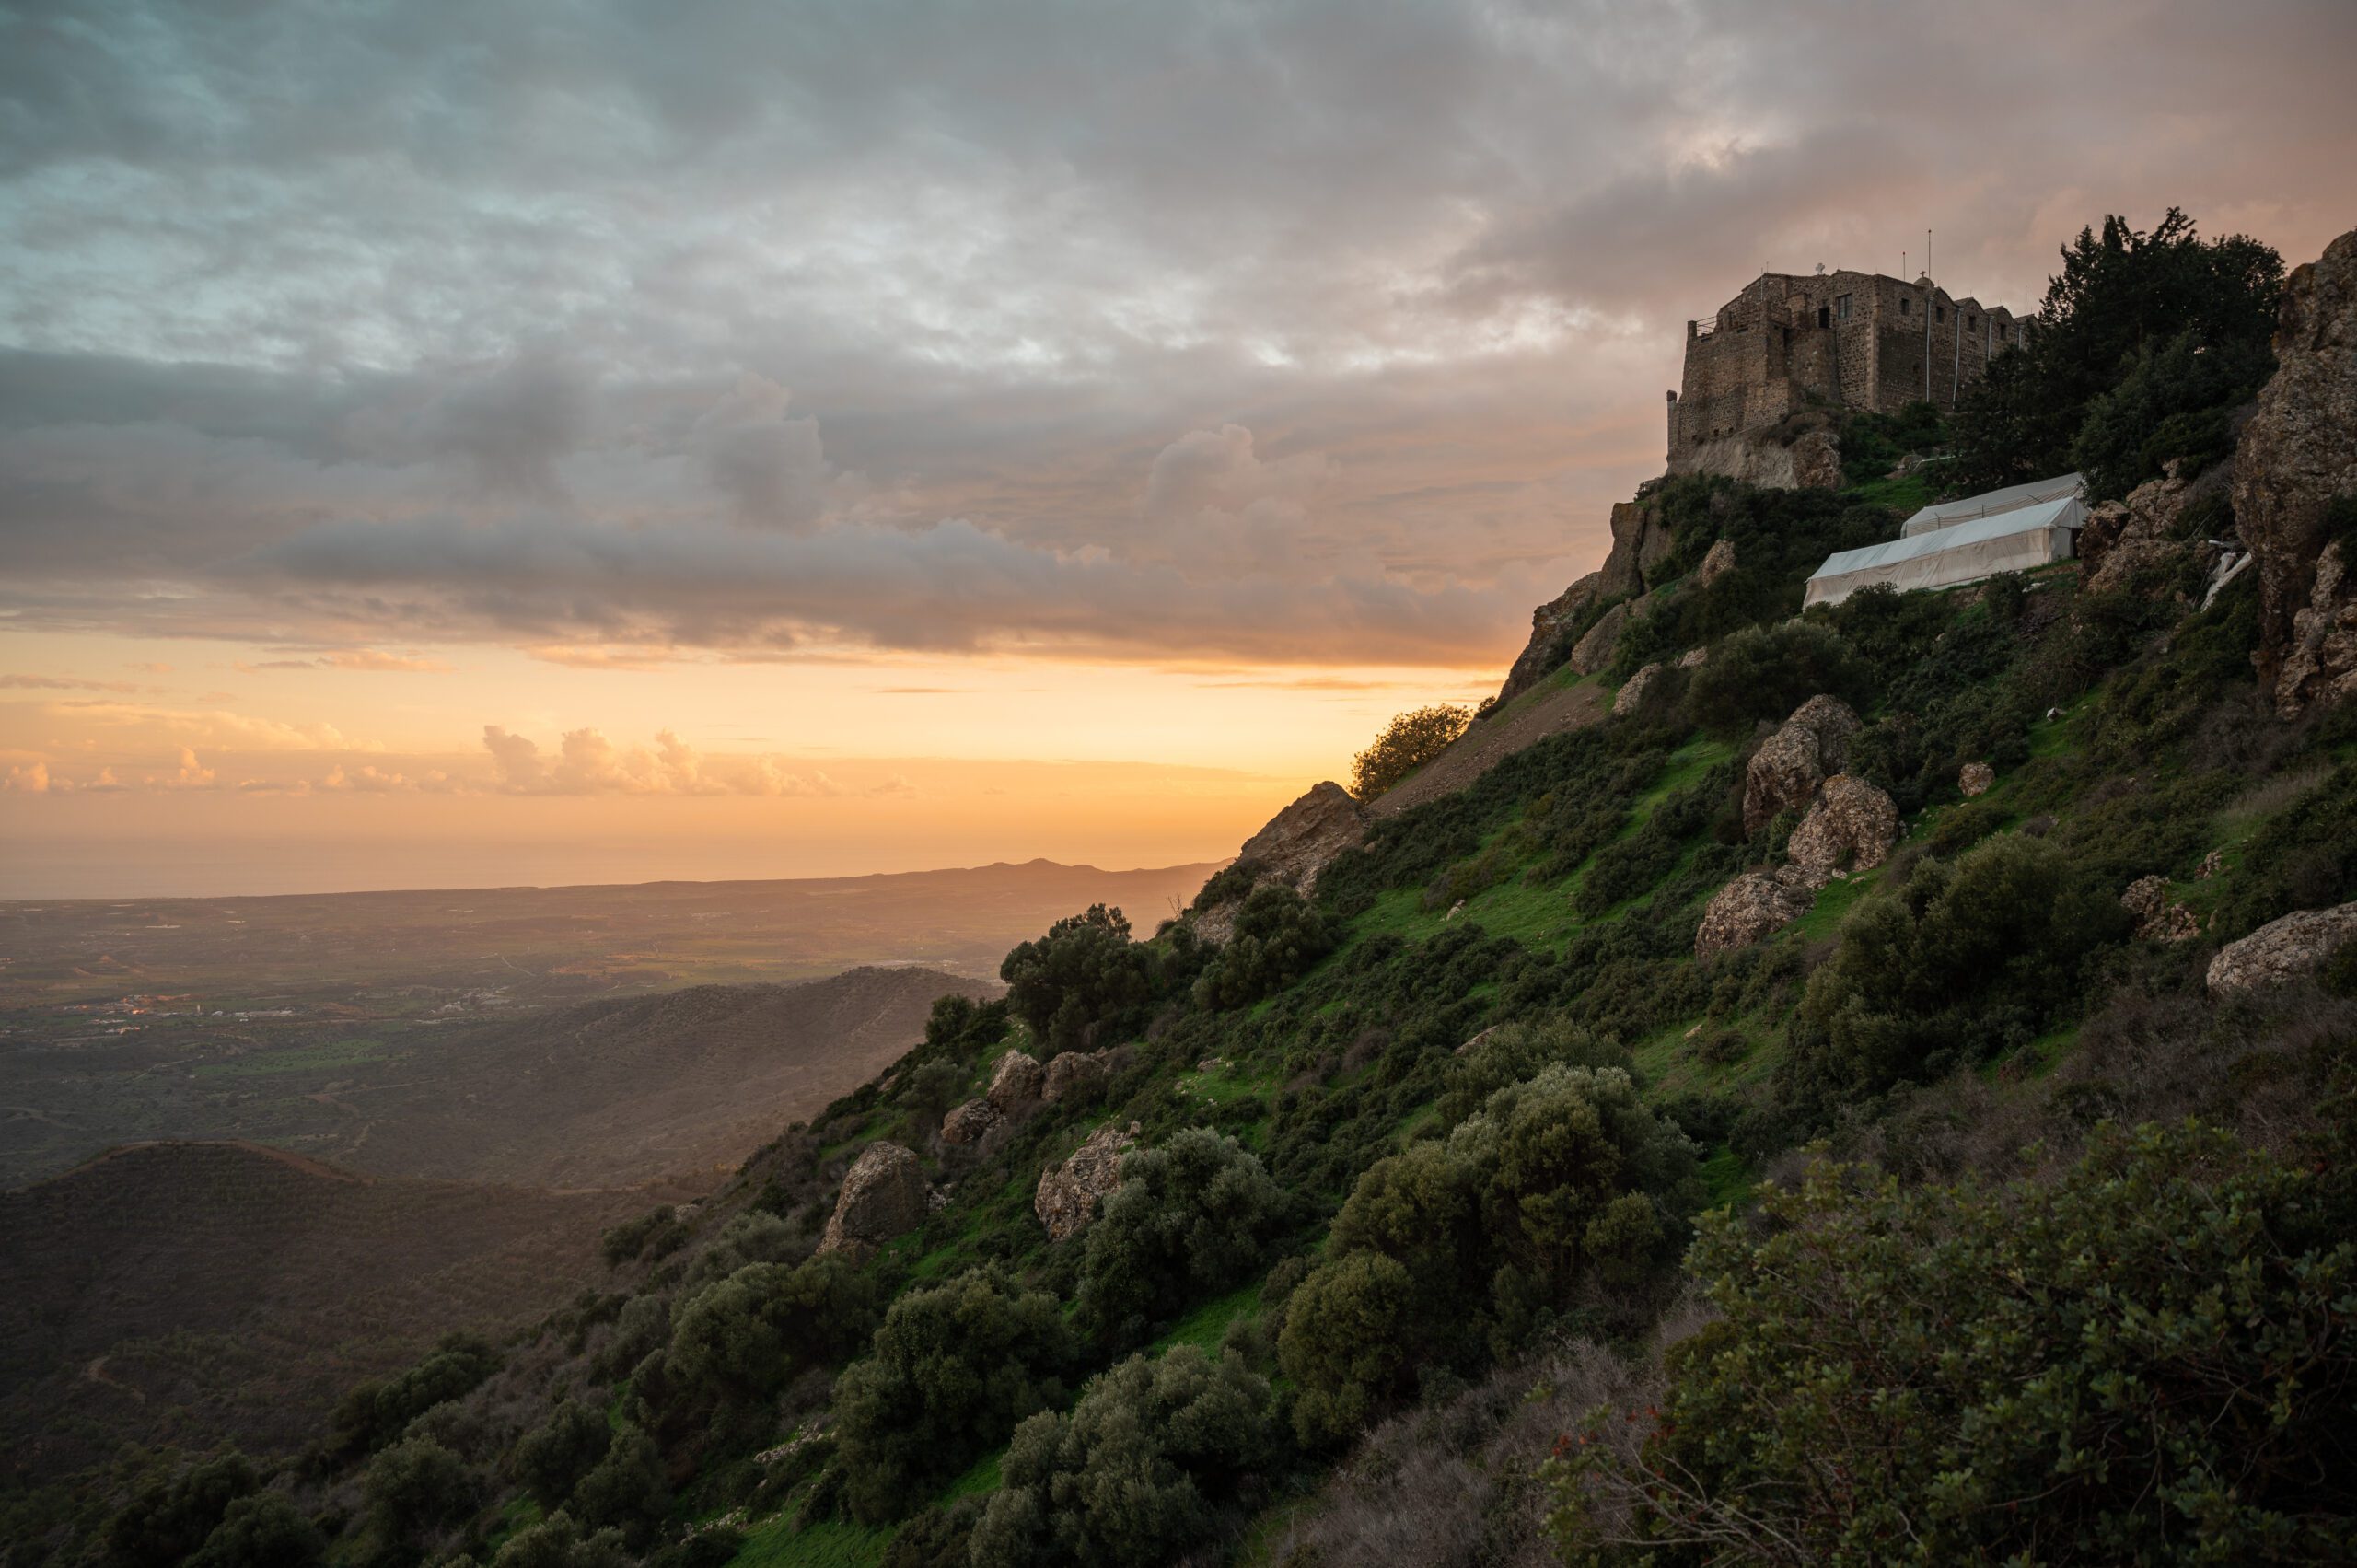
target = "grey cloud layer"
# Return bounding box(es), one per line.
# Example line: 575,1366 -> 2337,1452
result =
2,0 -> 2351,662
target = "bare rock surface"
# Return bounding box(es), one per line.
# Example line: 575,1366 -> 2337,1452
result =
987,1050 -> 1044,1112
1696,868 -> 1816,958
1743,695 -> 1861,833
1786,775 -> 1900,887
939,1098 -> 1002,1145
1570,602 -> 1635,675
2208,903 -> 2357,993
1959,761 -> 1995,797
1042,1049 -> 1110,1105
1599,503 -> 1651,598
1035,1121 -> 1139,1242
2080,464 -> 2223,596
1495,572 -> 1604,704
1195,782 -> 1369,941
2120,876 -> 2200,943
1697,539 -> 1737,587
818,1142 -> 929,1255
2236,226 -> 2357,714
1612,663 -> 1665,717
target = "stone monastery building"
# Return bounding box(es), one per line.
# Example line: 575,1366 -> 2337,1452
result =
1667,269 -> 2027,474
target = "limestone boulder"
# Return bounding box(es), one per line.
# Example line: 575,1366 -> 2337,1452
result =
1612,663 -> 1664,717
2207,903 -> 2357,994
1696,868 -> 1816,958
1042,1049 -> 1110,1105
1035,1121 -> 1138,1242
817,1142 -> 929,1256
1959,761 -> 1995,797
1743,695 -> 1861,833
2120,876 -> 2200,943
987,1050 -> 1044,1112
2079,463 -> 2223,596
1785,775 -> 1900,887
1790,427 -> 1842,490
1570,601 -> 1635,676
1678,645 -> 1709,668
1194,781 -> 1368,942
1697,539 -> 1736,587
1494,571 -> 1604,705
939,1098 -> 1002,1145
2236,226 -> 2357,714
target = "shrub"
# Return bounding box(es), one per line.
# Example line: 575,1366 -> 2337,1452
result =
1352,705 -> 1471,800
1191,883 -> 1333,1009
969,1346 -> 1275,1568
663,1253 -> 880,1410
2072,328 -> 2274,501
832,1270 -> 1076,1522
566,1427 -> 668,1541
1279,1252 -> 1415,1447
486,1511 -> 630,1568
185,1493 -> 327,1568
999,904 -> 1154,1056
1075,1130 -> 1288,1342
361,1436 -> 477,1562
511,1400 -> 610,1512
1682,621 -> 1867,738
103,1453 -> 261,1568
598,1207 -> 686,1269
1551,1122 -> 2357,1562
331,1334 -> 501,1460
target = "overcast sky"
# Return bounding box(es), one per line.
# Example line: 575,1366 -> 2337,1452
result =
3,0 -> 2353,892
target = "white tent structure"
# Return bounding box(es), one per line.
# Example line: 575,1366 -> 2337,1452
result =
1805,492 -> 2086,609
1899,471 -> 2084,537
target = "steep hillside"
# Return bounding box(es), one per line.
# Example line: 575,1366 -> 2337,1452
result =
0,1142 -> 645,1482
17,214 -> 2355,1568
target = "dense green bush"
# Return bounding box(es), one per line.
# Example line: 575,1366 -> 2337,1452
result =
832,1270 -> 1076,1522
487,1510 -> 630,1568
598,1206 -> 687,1269
329,1334 -> 501,1460
1000,905 -> 1154,1056
2072,328 -> 2272,500
1552,1121 -> 2357,1562
1352,704 -> 1470,799
1280,1064 -> 1697,1446
565,1427 -> 668,1541
102,1453 -> 261,1568
511,1400 -> 610,1513
1190,883 -> 1333,1009
1681,621 -> 1868,738
969,1345 -> 1274,1568
360,1436 -> 476,1564
184,1492 -> 326,1568
1786,833 -> 2127,1102
662,1252 -> 880,1410
1074,1129 -> 1290,1342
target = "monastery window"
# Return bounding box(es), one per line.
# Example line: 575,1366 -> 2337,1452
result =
1817,306 -> 1829,329
1898,296 -> 1910,316
1835,294 -> 1852,319
1967,314 -> 1978,331
1935,305 -> 1945,323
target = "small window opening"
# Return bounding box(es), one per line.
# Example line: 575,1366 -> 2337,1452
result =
1899,296 -> 1911,316
1817,306 -> 1829,328
1835,294 -> 1853,320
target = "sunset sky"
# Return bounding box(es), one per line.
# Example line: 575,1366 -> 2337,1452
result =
5,0 -> 2354,896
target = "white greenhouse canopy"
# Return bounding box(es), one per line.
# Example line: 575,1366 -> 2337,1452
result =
1900,471 -> 2084,537
1805,492 -> 2086,609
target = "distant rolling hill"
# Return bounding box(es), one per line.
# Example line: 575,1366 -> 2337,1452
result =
0,1140 -> 647,1479
333,965 -> 1003,1187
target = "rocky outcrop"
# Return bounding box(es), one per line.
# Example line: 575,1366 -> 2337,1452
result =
1959,761 -> 1994,797
987,1050 -> 1044,1113
1042,1049 -> 1110,1105
1570,601 -> 1636,676
1674,424 -> 1841,492
1612,663 -> 1664,717
818,1142 -> 930,1255
1034,1121 -> 1138,1242
2207,902 -> 2357,993
1696,868 -> 1816,958
1743,695 -> 1861,834
2236,226 -> 2357,715
2120,876 -> 2200,943
2278,542 -> 2357,717
2078,463 -> 2224,596
1785,775 -> 1900,886
1697,539 -> 1736,587
1194,781 -> 1368,942
940,1098 -> 1002,1145
1496,572 -> 1605,704
1678,645 -> 1708,668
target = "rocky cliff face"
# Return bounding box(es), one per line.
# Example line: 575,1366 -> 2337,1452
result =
2237,226 -> 2357,716
1192,782 -> 1367,943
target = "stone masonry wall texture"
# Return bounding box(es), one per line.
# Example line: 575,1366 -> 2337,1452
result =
1666,268 -> 2025,475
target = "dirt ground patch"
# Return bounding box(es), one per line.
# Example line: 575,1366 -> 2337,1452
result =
1368,677 -> 1610,818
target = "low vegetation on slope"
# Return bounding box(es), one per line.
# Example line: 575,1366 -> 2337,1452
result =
10,208 -> 2354,1568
